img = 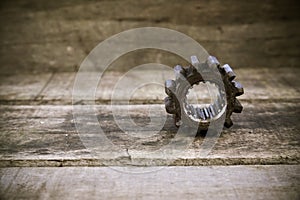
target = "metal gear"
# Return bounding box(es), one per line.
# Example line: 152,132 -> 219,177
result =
164,55 -> 244,131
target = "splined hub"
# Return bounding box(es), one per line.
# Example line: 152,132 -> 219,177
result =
164,55 -> 244,131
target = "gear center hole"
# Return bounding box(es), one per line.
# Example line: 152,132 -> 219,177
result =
184,82 -> 221,121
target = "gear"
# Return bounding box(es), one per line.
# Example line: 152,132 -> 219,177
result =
164,55 -> 244,131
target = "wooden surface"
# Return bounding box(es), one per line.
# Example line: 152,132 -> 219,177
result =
0,103 -> 299,167
0,0 -> 299,74
0,68 -> 299,167
0,68 -> 299,104
0,0 -> 299,199
1,166 -> 299,200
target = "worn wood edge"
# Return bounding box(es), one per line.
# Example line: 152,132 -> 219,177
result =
0,165 -> 299,200
0,98 -> 299,105
0,154 -> 299,167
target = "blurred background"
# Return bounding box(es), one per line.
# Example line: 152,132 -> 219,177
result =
0,0 -> 299,74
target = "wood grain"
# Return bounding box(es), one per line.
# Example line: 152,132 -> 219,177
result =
0,102 -> 299,166
0,0 -> 299,74
0,67 -> 299,104
1,166 -> 299,200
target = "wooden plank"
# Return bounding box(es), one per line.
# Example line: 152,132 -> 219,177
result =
0,24 -> 298,74
1,19 -> 299,47
1,0 -> 298,26
0,68 -> 299,104
0,165 -> 299,200
0,102 -> 299,166
0,73 -> 53,101
0,0 -> 299,73
1,1 -> 298,42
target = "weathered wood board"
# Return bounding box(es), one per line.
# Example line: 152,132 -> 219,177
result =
0,0 -> 299,73
0,102 -> 299,167
0,68 -> 299,104
1,165 -> 299,200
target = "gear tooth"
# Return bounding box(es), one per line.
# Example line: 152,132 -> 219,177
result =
200,108 -> 207,120
165,79 -> 176,96
174,65 -> 185,79
222,64 -> 236,81
209,105 -> 216,117
232,80 -> 244,96
233,99 -> 243,113
164,97 -> 176,114
224,117 -> 233,128
203,107 -> 210,119
206,55 -> 220,68
191,55 -> 200,66
206,107 -> 213,119
196,107 -> 205,120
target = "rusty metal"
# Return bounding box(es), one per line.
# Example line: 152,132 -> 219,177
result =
164,55 -> 244,131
